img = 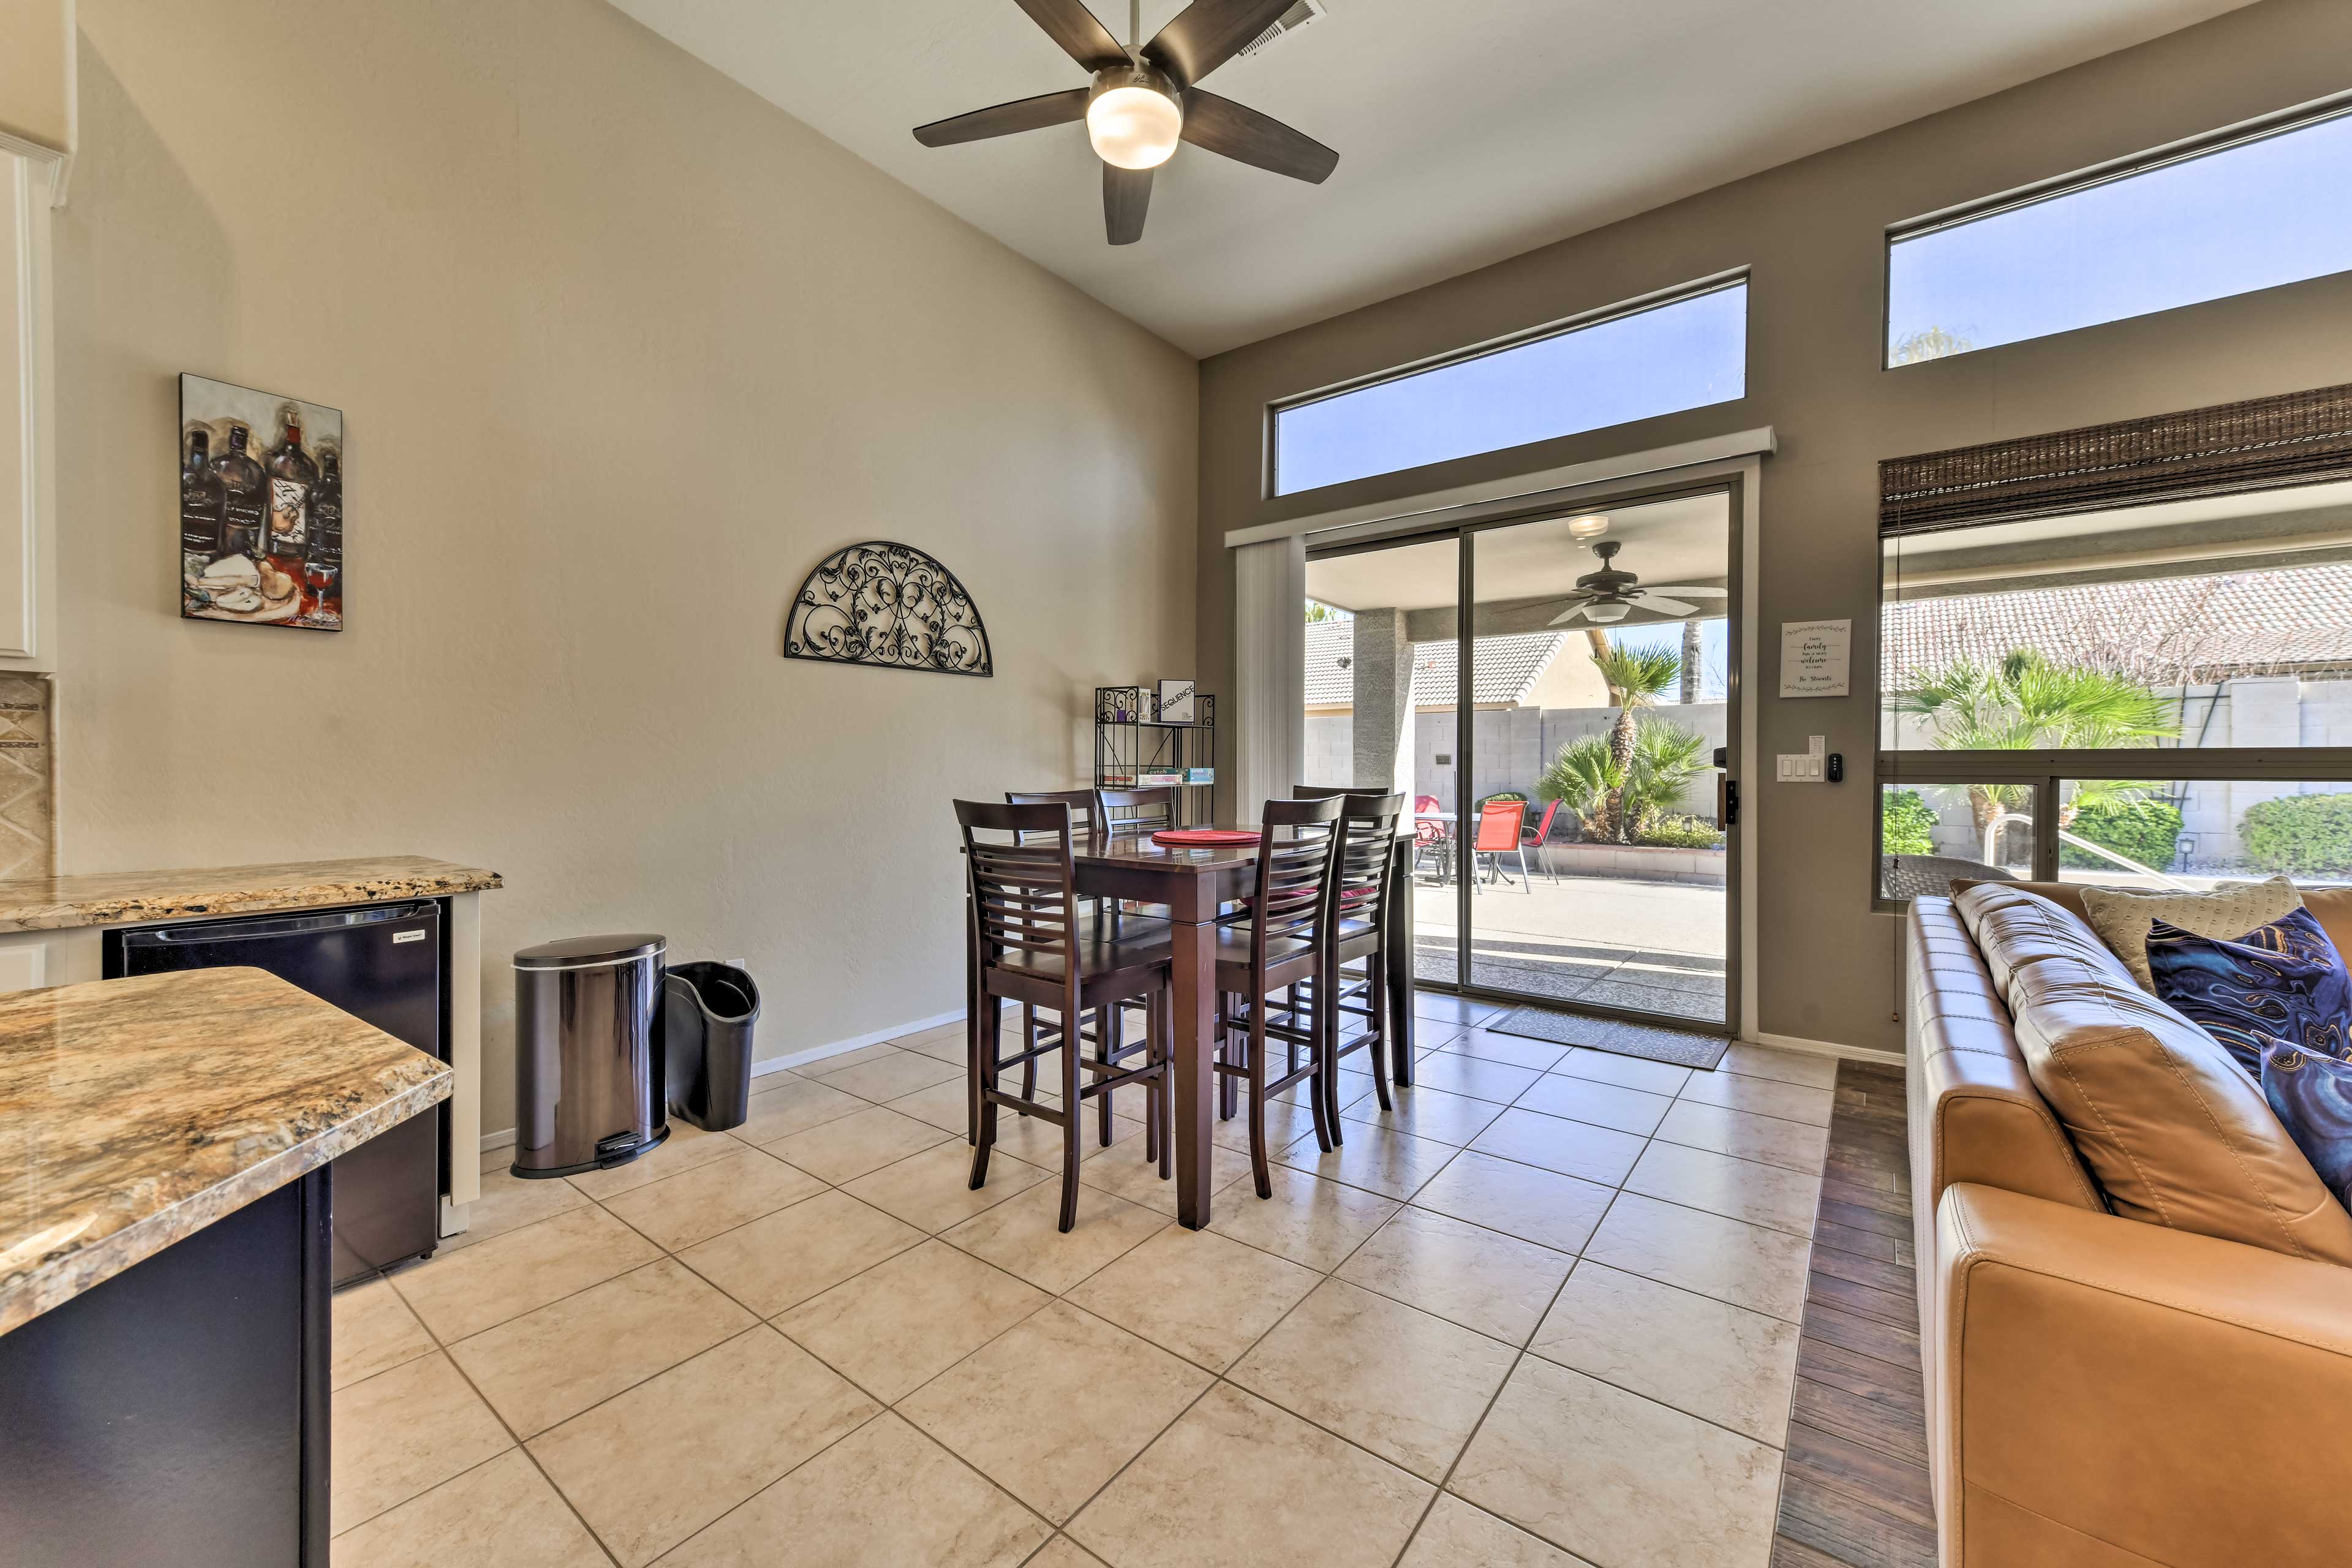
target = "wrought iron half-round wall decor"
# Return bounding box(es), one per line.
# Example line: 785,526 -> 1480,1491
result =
783,540 -> 993,677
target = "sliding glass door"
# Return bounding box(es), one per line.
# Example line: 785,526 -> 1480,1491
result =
1302,484 -> 1740,1033
1302,534 -> 1462,989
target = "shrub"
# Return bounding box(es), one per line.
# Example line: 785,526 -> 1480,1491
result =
2242,793 -> 2352,875
2059,797 -> 2182,873
1879,789 -> 1938,858
1637,814 -> 1725,850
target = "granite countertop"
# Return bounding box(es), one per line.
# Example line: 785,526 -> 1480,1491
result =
0,854 -> 502,933
0,968 -> 451,1336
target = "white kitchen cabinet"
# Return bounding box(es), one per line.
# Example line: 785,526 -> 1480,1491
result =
0,149 -> 55,669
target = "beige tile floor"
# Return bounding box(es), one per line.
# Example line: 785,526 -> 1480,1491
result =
331,1007 -> 1832,1568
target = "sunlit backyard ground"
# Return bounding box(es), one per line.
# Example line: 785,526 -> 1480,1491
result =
1410,869 -> 1728,1024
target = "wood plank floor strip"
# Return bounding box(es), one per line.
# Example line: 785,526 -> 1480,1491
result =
1809,1243 -> 1916,1298
1772,1058 -> 1939,1568
1784,1421 -> 1935,1529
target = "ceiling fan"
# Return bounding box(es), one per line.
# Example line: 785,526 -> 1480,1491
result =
1547,541 -> 1730,626
912,0 -> 1340,246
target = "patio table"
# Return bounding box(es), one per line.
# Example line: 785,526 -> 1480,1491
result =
965,824 -> 1416,1229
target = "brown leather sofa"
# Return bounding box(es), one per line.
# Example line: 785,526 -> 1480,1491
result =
1907,883 -> 2352,1568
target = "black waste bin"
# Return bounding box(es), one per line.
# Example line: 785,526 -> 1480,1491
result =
511,933 -> 669,1178
665,962 -> 760,1132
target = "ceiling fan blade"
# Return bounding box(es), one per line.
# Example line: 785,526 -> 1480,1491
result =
1548,605 -> 1596,626
1104,164 -> 1152,244
1642,597 -> 1701,617
1180,89 -> 1338,183
1014,0 -> 1129,72
1143,0 -> 1297,86
914,88 -> 1090,148
1645,584 -> 1729,597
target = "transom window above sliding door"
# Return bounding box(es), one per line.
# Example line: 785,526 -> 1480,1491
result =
1270,276 -> 1747,497
1886,97 -> 2352,366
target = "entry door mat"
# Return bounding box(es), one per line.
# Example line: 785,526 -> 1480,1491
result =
1487,1008 -> 1730,1070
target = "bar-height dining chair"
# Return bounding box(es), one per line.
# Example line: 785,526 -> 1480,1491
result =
1214,794 -> 1345,1197
1098,786 -> 1177,833
1317,793 -> 1404,1142
1005,787 -> 1156,1141
959,799 -> 1171,1232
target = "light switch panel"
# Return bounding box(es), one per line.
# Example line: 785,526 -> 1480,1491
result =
1776,752 -> 1825,782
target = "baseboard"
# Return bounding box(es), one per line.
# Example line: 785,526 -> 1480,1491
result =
479,1006 -> 968,1154
1744,1030 -> 1904,1068
747,1007 -> 964,1080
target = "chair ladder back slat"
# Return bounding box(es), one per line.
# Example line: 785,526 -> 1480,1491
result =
958,801 -> 1080,1005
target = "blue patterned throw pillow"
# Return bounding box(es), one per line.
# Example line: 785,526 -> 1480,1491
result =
2259,1041 -> 2352,1210
2146,905 -> 2352,1076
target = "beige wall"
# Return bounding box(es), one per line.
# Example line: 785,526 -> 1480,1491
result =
55,0 -> 1197,1131
1197,0 -> 2352,1051
0,0 -> 74,156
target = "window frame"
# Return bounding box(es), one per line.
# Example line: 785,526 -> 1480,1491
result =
1264,268 -> 1749,499
1881,89 -> 2352,371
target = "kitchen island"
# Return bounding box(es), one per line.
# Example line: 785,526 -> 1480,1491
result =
0,967 -> 450,1567
0,854 -> 499,1233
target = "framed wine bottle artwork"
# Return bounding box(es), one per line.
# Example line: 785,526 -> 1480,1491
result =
178,374 -> 344,631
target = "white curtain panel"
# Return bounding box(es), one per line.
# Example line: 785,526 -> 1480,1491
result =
1233,536 -> 1306,823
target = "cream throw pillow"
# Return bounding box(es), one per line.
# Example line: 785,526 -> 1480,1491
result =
2079,876 -> 2304,992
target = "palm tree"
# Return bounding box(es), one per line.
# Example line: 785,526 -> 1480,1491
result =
1898,648 -> 2179,840
1538,718 -> 1711,844
1585,638 -> 1682,842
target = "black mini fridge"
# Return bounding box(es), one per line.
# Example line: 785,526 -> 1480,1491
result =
108,901 -> 446,1287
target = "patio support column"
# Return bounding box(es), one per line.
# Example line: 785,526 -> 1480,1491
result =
1352,608 -> 1414,796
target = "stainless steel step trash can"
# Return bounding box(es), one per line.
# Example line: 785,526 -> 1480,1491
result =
511,933 -> 669,1178
665,962 -> 760,1133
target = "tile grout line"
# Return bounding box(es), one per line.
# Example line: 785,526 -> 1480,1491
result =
356,1021 -> 1828,1564
1381,1016 -> 1825,1566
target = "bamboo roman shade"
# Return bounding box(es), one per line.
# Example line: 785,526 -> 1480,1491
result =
1879,382 -> 2352,537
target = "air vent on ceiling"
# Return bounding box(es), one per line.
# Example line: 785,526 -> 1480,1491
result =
1238,0 -> 1328,58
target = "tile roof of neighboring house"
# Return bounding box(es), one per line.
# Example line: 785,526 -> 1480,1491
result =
1880,563 -> 2352,690
1304,619 -> 1569,708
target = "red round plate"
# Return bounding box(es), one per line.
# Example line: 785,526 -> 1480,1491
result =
1152,829 -> 1262,846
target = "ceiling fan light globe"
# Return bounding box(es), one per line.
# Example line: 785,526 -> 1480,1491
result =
1584,601 -> 1629,624
1088,85 -> 1182,170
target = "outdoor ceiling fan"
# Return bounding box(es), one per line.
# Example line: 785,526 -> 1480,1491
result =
912,0 -> 1340,245
1547,540 -> 1730,626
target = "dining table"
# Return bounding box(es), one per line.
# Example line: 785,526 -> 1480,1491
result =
965,824 -> 1417,1229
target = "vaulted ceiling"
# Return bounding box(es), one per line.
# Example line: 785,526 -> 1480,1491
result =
608,0 -> 2252,357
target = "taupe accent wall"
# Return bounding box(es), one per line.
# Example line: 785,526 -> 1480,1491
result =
55,0 -> 1197,1130
1196,0 -> 2352,1051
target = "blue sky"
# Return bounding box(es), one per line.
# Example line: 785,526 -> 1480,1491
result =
1275,285 -> 1746,495
1610,619 -> 1730,703
1888,111 -> 2352,361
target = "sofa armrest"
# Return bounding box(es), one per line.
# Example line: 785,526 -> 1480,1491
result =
1937,1182 -> 2352,1567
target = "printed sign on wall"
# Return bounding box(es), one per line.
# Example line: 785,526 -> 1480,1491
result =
1779,619 -> 1851,698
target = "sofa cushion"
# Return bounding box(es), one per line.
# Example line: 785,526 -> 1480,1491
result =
1954,881 -> 2352,964
2148,905 -> 2352,1075
1955,881 -> 2352,1265
2078,876 -> 2302,992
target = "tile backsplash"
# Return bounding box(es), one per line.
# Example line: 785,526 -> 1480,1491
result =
0,676 -> 55,882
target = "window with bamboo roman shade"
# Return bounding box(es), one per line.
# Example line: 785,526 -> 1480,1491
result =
1875,383 -> 2352,905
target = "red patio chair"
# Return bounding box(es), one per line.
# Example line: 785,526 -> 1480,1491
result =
1522,797 -> 1563,885
1412,793 -> 1451,881
1468,797 -> 1529,892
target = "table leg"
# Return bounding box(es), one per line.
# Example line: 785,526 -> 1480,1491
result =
1386,839 -> 1415,1087
1170,915 -> 1218,1229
